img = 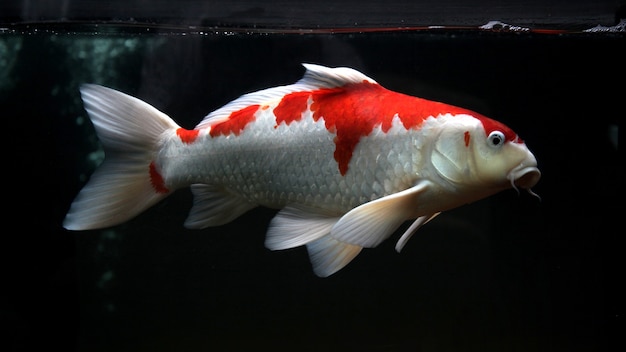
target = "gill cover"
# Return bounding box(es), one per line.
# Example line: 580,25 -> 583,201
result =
430,114 -> 477,185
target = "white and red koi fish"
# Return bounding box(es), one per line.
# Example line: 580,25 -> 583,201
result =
64,64 -> 540,277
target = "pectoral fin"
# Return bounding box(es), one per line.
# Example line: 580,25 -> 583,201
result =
330,182 -> 429,248
264,182 -> 430,277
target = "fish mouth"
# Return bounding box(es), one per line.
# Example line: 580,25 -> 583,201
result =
511,165 -> 541,189
507,163 -> 541,198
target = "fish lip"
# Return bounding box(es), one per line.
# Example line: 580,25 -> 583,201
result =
508,165 -> 541,190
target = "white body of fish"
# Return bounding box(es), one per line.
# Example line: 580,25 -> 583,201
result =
64,64 -> 540,277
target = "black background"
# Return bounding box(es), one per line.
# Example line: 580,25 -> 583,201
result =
2,25 -> 624,352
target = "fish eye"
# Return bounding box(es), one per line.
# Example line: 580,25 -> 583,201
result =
487,131 -> 506,148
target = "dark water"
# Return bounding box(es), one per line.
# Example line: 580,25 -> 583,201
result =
3,26 -> 623,351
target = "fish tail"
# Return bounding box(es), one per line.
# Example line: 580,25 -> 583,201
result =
63,84 -> 179,231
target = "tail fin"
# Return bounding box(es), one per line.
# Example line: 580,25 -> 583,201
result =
63,84 -> 179,231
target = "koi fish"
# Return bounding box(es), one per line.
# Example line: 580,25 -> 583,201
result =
64,64 -> 540,277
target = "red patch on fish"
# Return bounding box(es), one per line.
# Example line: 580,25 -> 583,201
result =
274,92 -> 311,126
464,131 -> 471,147
149,162 -> 169,194
210,104 -> 260,137
274,81 -> 474,175
479,118 -> 519,143
176,128 -> 200,144
206,81 -> 513,175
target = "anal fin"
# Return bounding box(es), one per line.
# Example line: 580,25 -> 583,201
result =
184,184 -> 257,229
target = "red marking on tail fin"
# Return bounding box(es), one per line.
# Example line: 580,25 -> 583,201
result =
149,162 -> 169,194
210,104 -> 260,137
464,131 -> 471,147
176,128 -> 200,144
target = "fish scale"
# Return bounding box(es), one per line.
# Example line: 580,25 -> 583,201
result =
64,63 -> 540,277
168,112 -> 389,211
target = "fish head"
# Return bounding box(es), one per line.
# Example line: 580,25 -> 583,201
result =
430,114 -> 541,196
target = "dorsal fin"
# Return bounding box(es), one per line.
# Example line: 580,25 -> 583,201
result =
298,63 -> 376,88
194,64 -> 376,130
